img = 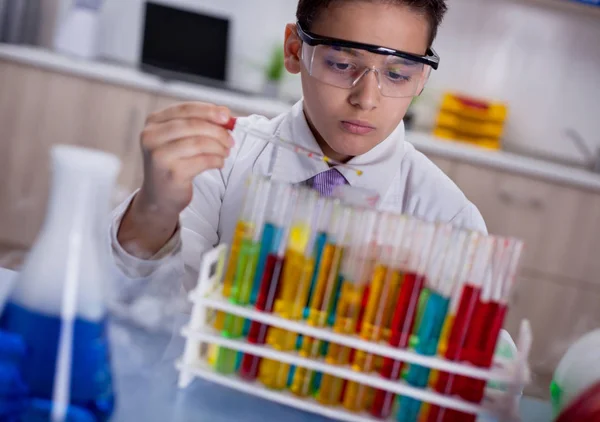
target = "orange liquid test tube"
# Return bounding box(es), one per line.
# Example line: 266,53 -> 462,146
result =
258,188 -> 320,390
316,208 -> 378,406
342,214 -> 408,412
290,201 -> 352,397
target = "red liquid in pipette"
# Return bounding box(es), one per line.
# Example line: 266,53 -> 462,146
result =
371,271 -> 424,419
239,254 -> 284,379
426,284 -> 481,422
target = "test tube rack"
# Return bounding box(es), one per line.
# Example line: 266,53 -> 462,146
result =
175,244 -> 533,422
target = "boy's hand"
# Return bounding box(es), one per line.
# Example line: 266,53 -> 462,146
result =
118,102 -> 235,257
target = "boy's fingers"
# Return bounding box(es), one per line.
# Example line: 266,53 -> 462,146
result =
153,137 -> 230,166
142,119 -> 234,150
146,102 -> 231,126
176,154 -> 226,181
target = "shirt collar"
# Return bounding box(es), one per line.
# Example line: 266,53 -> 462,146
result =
271,100 -> 407,199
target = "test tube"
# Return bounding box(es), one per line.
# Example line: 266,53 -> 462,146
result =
303,199 -> 337,320
316,208 -> 378,406
396,224 -> 456,422
290,203 -> 352,397
209,176 -> 263,367
342,214 -> 407,412
248,183 -> 295,306
216,175 -> 264,324
371,220 -> 435,419
449,238 -> 524,422
258,188 -> 320,390
238,187 -> 298,380
215,178 -> 271,374
425,234 -> 493,422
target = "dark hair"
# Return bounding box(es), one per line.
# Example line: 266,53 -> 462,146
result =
296,0 -> 448,47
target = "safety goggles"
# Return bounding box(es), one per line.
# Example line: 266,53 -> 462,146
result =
297,22 -> 439,98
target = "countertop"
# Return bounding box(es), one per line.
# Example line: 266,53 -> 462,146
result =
406,132 -> 600,193
2,43 -> 600,193
0,267 -> 554,422
0,43 -> 292,118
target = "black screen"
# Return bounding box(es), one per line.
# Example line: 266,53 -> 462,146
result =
142,2 -> 229,81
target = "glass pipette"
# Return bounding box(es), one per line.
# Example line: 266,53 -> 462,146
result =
224,117 -> 364,177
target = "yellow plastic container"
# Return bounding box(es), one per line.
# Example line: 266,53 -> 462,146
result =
439,93 -> 508,123
435,111 -> 505,139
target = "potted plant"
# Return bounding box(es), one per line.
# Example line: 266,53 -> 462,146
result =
262,45 -> 285,98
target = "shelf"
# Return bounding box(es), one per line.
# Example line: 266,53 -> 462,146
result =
176,360 -> 403,422
176,244 -> 530,422
191,291 -> 519,384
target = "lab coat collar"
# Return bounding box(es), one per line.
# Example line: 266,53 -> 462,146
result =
271,100 -> 407,200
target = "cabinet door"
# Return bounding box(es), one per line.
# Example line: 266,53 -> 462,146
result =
0,65 -> 152,247
503,275 -> 600,397
571,192 -> 600,287
452,163 -> 587,281
425,154 -> 456,179
0,62 -> 57,247
504,276 -> 578,376
76,79 -> 152,198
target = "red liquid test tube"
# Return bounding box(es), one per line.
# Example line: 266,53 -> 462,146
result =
371,221 -> 436,419
426,234 -> 493,422
239,253 -> 285,379
438,238 -> 523,422
238,190 -> 298,380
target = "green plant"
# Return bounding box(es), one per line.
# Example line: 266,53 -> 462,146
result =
266,46 -> 285,82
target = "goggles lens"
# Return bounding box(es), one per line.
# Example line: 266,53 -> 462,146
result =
302,43 -> 430,98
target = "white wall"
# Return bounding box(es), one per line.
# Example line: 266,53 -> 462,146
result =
95,0 -> 301,98
424,0 -> 600,164
50,0 -> 600,163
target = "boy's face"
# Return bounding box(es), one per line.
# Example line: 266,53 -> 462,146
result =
284,1 -> 430,162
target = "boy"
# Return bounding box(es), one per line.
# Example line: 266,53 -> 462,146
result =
112,0 -> 486,291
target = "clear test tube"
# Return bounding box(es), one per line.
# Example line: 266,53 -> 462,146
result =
316,208 -> 378,406
397,224 -> 456,422
239,187 -> 298,380
371,219 -> 436,419
215,177 -> 271,374
214,175 -> 266,331
258,187 -> 320,390
303,198 -> 337,321
290,202 -> 352,397
433,236 -> 507,422
249,182 -> 295,306
343,213 -> 408,412
456,238 -> 524,410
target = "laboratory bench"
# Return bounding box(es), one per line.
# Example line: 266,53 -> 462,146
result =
0,267 -> 554,422
1,43 -> 600,400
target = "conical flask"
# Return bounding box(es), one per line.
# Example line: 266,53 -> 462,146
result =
1,145 -> 121,421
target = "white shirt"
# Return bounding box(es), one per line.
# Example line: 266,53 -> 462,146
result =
109,100 -> 486,318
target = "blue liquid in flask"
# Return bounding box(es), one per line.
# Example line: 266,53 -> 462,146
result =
1,302 -> 115,421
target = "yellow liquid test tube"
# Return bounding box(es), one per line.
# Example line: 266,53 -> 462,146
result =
258,188 -> 320,389
343,215 -> 407,412
213,221 -> 251,331
317,208 -> 378,406
213,176 -> 263,332
291,202 -> 351,397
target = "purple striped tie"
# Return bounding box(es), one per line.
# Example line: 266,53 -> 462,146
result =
309,168 -> 348,197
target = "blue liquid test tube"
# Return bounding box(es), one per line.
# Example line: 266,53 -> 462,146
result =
396,224 -> 463,422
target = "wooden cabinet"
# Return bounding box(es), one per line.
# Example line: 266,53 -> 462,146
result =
426,154 -> 457,178
0,60 -> 152,247
504,273 -> 600,397
451,162 -> 593,284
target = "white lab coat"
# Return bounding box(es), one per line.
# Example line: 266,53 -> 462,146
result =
108,100 -> 486,331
